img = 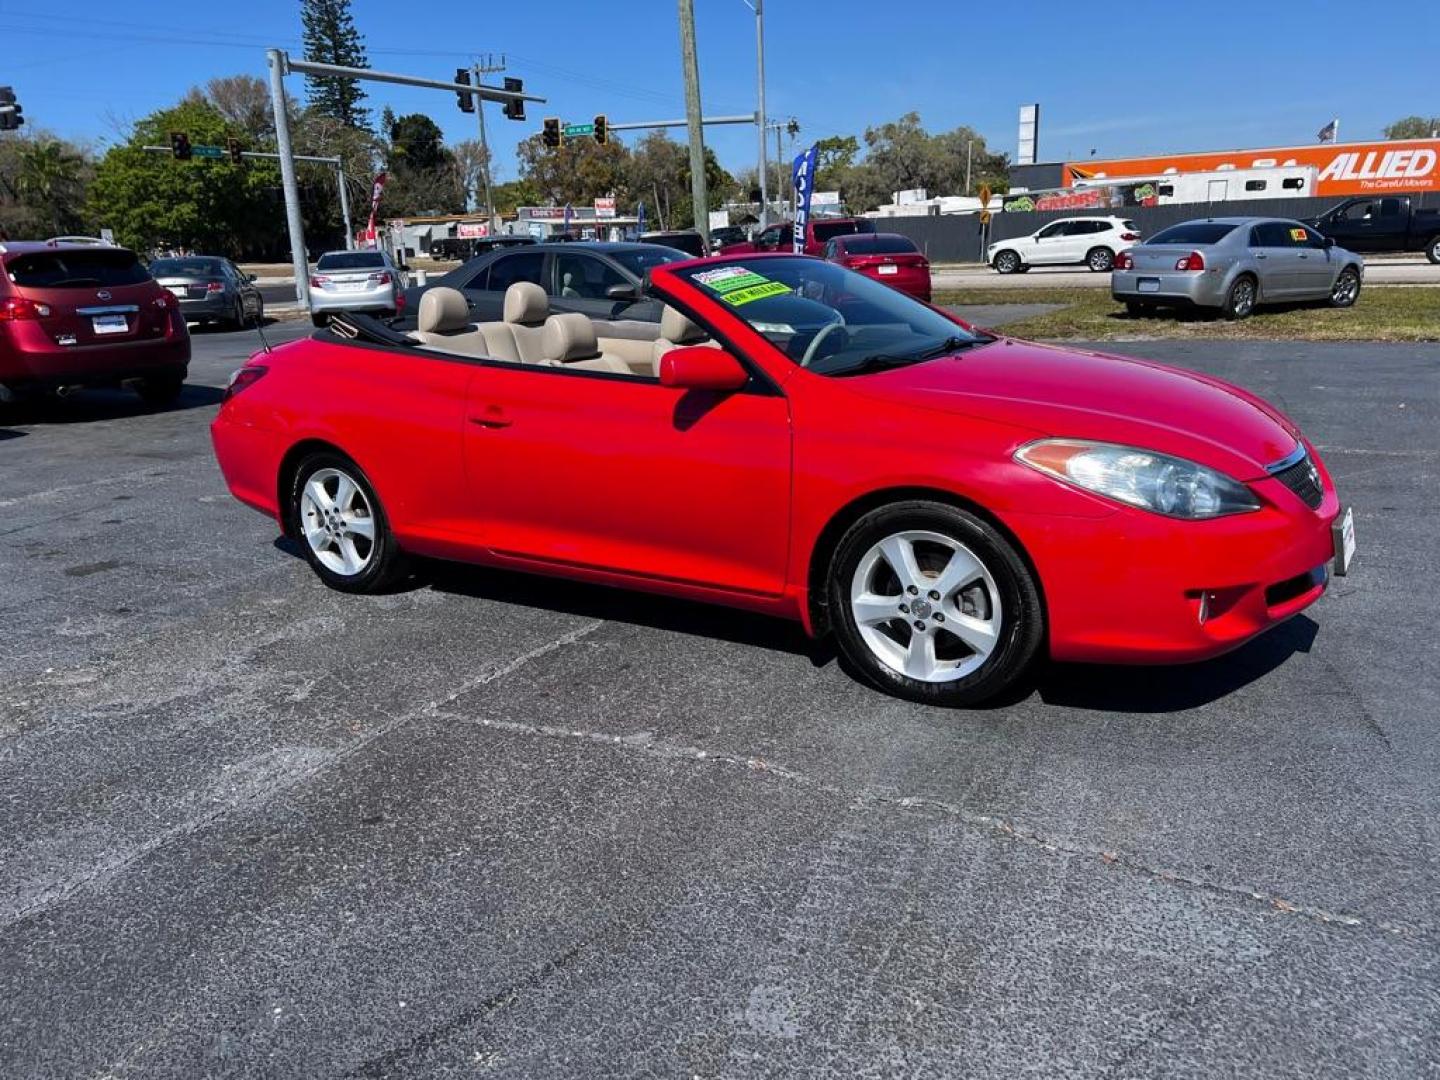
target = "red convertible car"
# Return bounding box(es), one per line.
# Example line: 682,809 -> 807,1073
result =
212,255 -> 1353,706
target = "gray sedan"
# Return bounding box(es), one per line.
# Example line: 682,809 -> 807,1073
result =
1112,217 -> 1364,320
309,249 -> 404,327
149,255 -> 264,329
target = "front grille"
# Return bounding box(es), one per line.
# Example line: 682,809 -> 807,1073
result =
1269,448 -> 1324,509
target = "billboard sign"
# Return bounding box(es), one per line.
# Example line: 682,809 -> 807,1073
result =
594,197 -> 616,219
1066,138 -> 1440,197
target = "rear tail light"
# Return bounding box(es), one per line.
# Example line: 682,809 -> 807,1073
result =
395,291 -> 407,311
1120,232 -> 1141,241
1176,251 -> 1206,272
206,281 -> 225,292
224,364 -> 268,401
1114,251 -> 1134,270
310,275 -> 329,288
0,297 -> 49,321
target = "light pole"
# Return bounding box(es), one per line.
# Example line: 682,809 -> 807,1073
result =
743,0 -> 768,228
677,0 -> 708,234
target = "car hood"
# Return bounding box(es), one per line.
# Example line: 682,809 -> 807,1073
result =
840,338 -> 1301,480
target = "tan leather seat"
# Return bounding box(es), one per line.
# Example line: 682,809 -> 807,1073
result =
504,282 -> 551,364
651,305 -> 714,375
543,313 -> 630,374
414,288 -> 489,355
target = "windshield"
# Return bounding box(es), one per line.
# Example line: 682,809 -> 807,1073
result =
677,257 -> 989,377
1147,222 -> 1238,246
316,251 -> 387,270
612,247 -> 688,278
6,250 -> 151,288
149,257 -> 224,277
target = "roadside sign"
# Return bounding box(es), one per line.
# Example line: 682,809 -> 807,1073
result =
978,183 -> 992,206
192,144 -> 225,159
563,123 -> 595,139
594,197 -> 616,219
979,210 -> 992,225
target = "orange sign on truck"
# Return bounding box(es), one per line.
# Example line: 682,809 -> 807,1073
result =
1066,138 -> 1440,198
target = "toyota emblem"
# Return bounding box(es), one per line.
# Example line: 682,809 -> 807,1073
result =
96,290 -> 111,300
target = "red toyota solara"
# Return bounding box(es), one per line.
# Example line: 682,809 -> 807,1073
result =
212,254 -> 1353,707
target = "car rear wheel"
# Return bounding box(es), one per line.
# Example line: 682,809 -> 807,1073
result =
827,501 -> 1044,707
136,374 -> 185,408
290,453 -> 407,593
1086,247 -> 1115,272
993,250 -> 1021,274
1329,266 -> 1361,308
1222,275 -> 1257,320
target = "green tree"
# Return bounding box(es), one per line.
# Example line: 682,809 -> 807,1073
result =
379,112 -> 462,216
88,100 -> 284,256
1383,116 -> 1440,139
0,131 -> 93,239
490,178 -> 542,216
840,113 -> 1008,212
813,134 -> 859,189
301,0 -> 371,130
516,133 -> 630,207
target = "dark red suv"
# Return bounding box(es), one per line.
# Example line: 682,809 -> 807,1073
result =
0,241 -> 190,406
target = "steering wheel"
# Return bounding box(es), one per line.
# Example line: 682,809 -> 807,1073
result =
799,317 -> 846,369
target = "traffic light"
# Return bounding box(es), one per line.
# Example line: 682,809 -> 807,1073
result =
0,86 -> 22,132
227,137 -> 244,165
593,114 -> 608,145
455,68 -> 474,113
170,131 -> 192,161
542,117 -> 561,149
502,77 -> 525,121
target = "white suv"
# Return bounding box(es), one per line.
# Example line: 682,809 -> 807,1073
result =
988,216 -> 1140,274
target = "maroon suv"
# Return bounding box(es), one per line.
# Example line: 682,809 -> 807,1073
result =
0,241 -> 190,406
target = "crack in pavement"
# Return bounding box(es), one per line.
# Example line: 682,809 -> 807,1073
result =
0,619 -> 607,930
432,714 -> 1413,939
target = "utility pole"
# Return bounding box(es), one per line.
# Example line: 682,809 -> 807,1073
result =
266,49 -> 310,307
677,0 -> 708,234
746,0 -> 768,228
472,54 -> 504,227
965,140 -> 973,196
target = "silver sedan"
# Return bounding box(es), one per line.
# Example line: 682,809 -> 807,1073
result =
1112,217 -> 1363,320
309,249 -> 404,327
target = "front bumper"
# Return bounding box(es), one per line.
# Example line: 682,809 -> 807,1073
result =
1009,462 -> 1343,664
1112,269 -> 1228,308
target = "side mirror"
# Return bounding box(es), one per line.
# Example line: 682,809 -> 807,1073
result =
1323,236 -> 1336,249
606,283 -> 640,300
247,273 -> 258,282
659,346 -> 748,392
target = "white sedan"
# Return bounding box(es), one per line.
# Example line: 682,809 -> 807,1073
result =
988,216 -> 1141,274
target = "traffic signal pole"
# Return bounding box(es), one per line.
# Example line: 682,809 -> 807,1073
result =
267,49 -> 311,307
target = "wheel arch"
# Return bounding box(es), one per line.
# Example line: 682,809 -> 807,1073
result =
276,438 -> 356,538
804,485 -> 1048,638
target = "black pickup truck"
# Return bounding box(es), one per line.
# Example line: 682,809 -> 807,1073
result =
1304,195 -> 1440,263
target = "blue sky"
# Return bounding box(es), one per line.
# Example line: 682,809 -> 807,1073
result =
4,0 -> 1436,181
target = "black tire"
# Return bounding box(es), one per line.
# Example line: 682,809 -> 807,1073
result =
1124,301 -> 1152,318
1329,265 -> 1361,308
136,373 -> 185,408
1221,275 -> 1257,321
826,501 -> 1045,708
992,250 -> 1022,274
225,300 -> 245,331
288,451 -> 407,594
1086,247 -> 1115,272
1426,236 -> 1440,265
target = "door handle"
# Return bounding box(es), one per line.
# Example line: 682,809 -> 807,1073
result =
469,406 -> 512,429
1255,253 -> 1268,259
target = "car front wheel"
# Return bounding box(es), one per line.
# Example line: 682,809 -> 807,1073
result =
1426,236 -> 1440,265
827,501 -> 1045,707
289,453 -> 407,593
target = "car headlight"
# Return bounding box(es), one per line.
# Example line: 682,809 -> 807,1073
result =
1015,439 -> 1260,519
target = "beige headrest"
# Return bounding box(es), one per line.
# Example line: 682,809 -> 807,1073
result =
504,281 -> 549,325
417,287 -> 470,334
660,305 -> 707,345
542,313 -> 598,363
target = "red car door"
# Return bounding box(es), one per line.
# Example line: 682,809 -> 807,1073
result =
463,366 -> 791,597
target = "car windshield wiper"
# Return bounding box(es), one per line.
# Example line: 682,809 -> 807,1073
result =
830,336 -> 984,377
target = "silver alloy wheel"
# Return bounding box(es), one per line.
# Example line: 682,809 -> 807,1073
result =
1088,248 -> 1113,271
1231,278 -> 1256,316
1332,269 -> 1359,305
996,251 -> 1019,273
299,467 -> 376,576
849,529 -> 1003,683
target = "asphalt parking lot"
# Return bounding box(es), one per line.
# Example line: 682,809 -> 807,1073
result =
2,325 -> 1437,1077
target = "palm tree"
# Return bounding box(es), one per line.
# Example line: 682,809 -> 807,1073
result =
16,140 -> 86,235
